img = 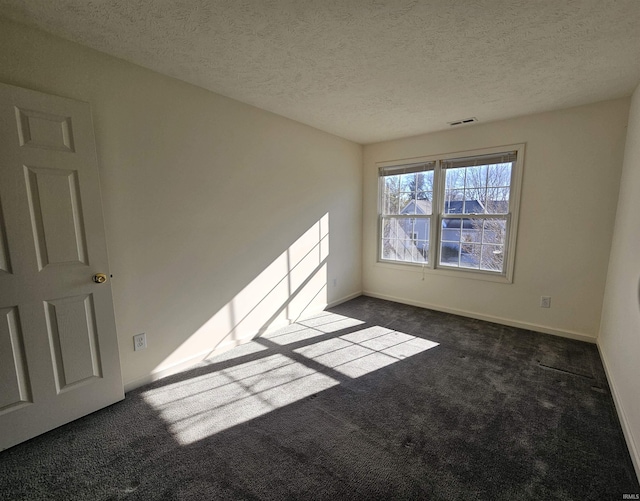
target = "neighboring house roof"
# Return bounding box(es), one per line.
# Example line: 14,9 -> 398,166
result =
400,199 -> 508,218
445,200 -> 509,214
444,200 -> 483,214
400,199 -> 432,215
442,218 -> 474,229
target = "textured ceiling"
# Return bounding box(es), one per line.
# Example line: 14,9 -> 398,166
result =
2,0 -> 640,144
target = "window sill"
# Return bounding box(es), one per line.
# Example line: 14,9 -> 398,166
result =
374,259 -> 513,284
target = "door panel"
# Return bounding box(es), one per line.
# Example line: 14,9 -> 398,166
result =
0,306 -> 31,413
15,107 -> 75,152
45,294 -> 102,391
0,200 -> 11,274
0,82 -> 123,450
24,166 -> 88,269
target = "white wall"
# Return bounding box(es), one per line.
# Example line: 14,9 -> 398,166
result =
0,18 -> 363,389
599,84 -> 640,479
363,99 -> 629,341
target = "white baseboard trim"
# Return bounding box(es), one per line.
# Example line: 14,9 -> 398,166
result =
362,290 -> 597,344
124,292 -> 363,393
327,291 -> 362,308
597,343 -> 640,482
123,348 -> 212,393
124,329 -> 293,393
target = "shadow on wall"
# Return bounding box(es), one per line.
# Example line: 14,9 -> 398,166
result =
152,213 -> 331,377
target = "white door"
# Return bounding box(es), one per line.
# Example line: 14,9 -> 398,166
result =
0,82 -> 123,451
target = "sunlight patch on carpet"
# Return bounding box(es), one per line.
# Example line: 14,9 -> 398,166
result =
262,313 -> 365,345
294,326 -> 439,378
143,320 -> 437,445
143,353 -> 339,445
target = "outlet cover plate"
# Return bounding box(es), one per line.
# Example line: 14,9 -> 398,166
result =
133,333 -> 147,351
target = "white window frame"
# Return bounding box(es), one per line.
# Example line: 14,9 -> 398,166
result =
377,143 -> 525,283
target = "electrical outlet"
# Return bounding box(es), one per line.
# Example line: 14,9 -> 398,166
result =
540,296 -> 551,308
133,333 -> 147,351
332,278 -> 337,287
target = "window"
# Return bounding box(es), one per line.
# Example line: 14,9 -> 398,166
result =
378,145 -> 524,281
380,161 -> 435,265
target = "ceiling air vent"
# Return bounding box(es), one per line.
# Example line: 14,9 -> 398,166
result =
448,117 -> 478,127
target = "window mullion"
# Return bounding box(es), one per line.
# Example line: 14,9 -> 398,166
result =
431,159 -> 443,268
501,212 -> 512,272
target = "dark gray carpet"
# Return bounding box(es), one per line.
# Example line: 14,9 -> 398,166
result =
1,296 -> 638,500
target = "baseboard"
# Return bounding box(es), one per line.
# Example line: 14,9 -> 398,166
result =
362,290 -> 597,344
123,348 -> 212,393
327,290 -> 362,308
124,292 -> 363,393
597,343 -> 640,482
124,328 -> 292,393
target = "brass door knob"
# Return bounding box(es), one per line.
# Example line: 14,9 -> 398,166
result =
93,273 -> 107,283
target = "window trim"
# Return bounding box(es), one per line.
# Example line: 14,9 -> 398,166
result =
376,143 -> 525,283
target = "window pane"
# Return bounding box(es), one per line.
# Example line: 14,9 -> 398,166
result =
460,243 -> 481,270
440,243 -> 460,266
400,173 -> 415,191
413,218 -> 429,241
485,187 -> 509,214
399,193 -> 413,214
414,198 -> 432,215
381,218 -> 398,239
482,218 -> 507,244
396,239 -> 413,262
480,245 -> 504,271
440,217 -> 507,273
383,175 -> 400,214
383,191 -> 399,214
415,241 -> 429,262
417,191 -> 433,208
399,218 -> 413,239
412,218 -> 430,263
442,218 -> 461,242
383,170 -> 434,216
415,171 -> 434,196
381,217 -> 430,264
444,190 -> 464,214
487,163 -> 512,187
445,167 -> 465,189
461,227 -> 481,243
384,175 -> 400,191
382,238 -> 414,263
411,245 -> 425,263
465,165 -> 488,188
445,162 -> 513,217
382,239 -> 396,260
463,191 -> 485,214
